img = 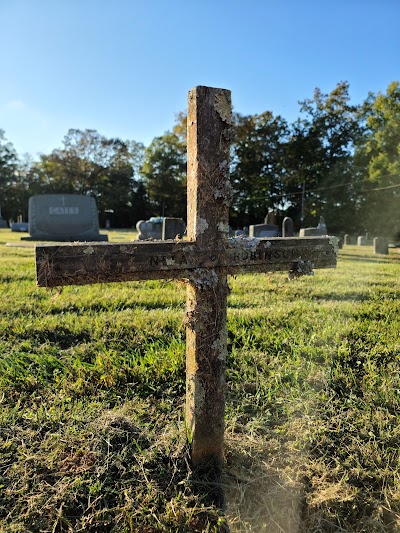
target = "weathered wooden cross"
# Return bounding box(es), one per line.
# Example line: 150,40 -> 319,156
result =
35,86 -> 337,466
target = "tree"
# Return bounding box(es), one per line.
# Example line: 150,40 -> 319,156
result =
33,129 -> 145,227
284,82 -> 362,233
355,81 -> 400,239
141,131 -> 186,218
0,130 -> 20,222
230,112 -> 288,227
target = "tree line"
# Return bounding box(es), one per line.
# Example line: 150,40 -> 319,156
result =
1,81 -> 399,239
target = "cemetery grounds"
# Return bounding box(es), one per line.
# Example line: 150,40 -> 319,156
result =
0,228 -> 399,532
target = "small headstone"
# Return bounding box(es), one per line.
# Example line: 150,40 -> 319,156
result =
0,207 -> 8,228
136,217 -> 163,240
249,224 -> 280,238
299,227 -> 325,237
162,217 -> 186,240
357,236 -> 366,246
317,216 -> 327,234
265,211 -> 276,225
282,217 -> 294,237
345,234 -> 357,245
24,194 -> 108,241
300,216 -> 328,237
374,237 -> 389,255
11,222 -> 29,232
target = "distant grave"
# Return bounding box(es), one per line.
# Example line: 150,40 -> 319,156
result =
299,216 -> 328,237
162,217 -> 186,240
0,207 -> 8,228
25,194 -> 108,241
11,222 -> 29,232
282,217 -> 294,237
374,237 -> 389,255
249,223 -> 280,238
136,217 -> 163,240
137,217 -> 186,240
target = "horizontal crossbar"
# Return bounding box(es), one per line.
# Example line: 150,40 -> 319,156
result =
36,236 -> 338,287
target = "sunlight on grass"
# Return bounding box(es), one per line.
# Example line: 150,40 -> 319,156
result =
1,228 -> 399,532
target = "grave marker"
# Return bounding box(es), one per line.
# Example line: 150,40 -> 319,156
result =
249,223 -> 280,238
282,217 -> 294,237
35,86 -> 337,466
0,207 -> 8,228
162,217 -> 186,240
136,217 -> 163,240
374,237 -> 389,255
26,194 -> 108,241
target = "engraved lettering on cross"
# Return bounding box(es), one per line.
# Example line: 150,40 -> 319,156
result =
35,86 -> 337,466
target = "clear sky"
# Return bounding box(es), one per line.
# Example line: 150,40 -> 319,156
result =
1,0 -> 399,159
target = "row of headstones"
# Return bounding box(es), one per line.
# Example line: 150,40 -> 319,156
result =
344,234 -> 389,255
3,195 -> 391,256
235,216 -> 327,239
137,217 -> 186,240
137,217 -> 298,240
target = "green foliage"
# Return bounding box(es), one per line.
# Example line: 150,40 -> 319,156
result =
2,78 -> 400,236
230,112 -> 288,226
0,130 -> 19,221
141,131 -> 187,218
284,82 -> 363,232
31,129 -> 146,227
355,82 -> 400,239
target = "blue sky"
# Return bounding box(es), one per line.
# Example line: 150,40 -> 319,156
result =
1,0 -> 399,159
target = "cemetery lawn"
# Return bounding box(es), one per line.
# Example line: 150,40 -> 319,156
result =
1,228 -> 399,532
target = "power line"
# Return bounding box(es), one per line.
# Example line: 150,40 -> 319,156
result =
246,171 -> 400,201
363,183 -> 400,192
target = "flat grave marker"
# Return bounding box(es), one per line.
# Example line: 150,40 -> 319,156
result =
35,86 -> 337,465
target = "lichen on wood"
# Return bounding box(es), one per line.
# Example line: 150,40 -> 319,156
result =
34,85 -> 338,470
214,90 -> 232,124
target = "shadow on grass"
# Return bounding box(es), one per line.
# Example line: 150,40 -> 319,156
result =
340,253 -> 400,264
47,300 -> 184,315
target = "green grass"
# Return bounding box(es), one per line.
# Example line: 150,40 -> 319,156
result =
0,228 -> 400,532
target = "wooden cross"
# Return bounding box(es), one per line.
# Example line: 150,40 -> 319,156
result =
35,86 -> 337,466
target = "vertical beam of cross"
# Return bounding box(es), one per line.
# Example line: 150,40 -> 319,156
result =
186,86 -> 232,465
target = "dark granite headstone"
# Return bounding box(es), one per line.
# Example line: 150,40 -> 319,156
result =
249,224 -> 280,238
24,194 -> 108,241
282,217 -> 294,237
344,234 -> 357,245
162,217 -> 186,240
136,218 -> 163,240
374,237 -> 389,255
299,227 -> 326,237
264,211 -> 276,225
0,207 -> 7,228
300,216 -> 328,237
11,222 -> 29,232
